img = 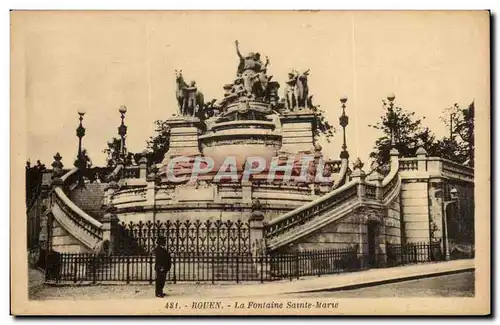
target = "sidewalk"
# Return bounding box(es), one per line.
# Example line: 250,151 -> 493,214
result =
30,259 -> 474,300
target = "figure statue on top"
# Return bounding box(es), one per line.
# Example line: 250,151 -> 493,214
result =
234,40 -> 271,101
284,69 -> 312,110
175,70 -> 205,118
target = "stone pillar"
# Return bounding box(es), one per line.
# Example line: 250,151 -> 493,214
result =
241,181 -> 252,204
139,156 -> 148,180
368,170 -> 384,200
389,148 -> 400,173
101,204 -> 118,254
351,158 -> 366,198
161,117 -> 203,160
279,112 -> 315,154
416,146 -> 428,171
249,210 -> 265,252
146,172 -> 157,205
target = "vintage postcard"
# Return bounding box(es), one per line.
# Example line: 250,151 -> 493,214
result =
11,10 -> 490,315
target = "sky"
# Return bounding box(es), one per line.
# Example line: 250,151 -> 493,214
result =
16,11 -> 489,168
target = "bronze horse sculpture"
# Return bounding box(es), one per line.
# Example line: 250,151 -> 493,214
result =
175,69 -> 205,117
295,69 -> 310,108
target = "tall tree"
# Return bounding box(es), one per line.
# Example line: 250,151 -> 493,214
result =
369,98 -> 437,168
440,102 -> 475,167
143,120 -> 171,165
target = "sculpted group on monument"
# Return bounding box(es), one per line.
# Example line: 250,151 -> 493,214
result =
174,41 -> 314,121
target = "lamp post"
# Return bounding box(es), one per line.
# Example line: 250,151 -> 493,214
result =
387,93 -> 396,148
443,187 -> 458,261
74,108 -> 87,185
147,165 -> 160,247
118,105 -> 128,163
339,96 -> 349,159
75,108 -> 86,162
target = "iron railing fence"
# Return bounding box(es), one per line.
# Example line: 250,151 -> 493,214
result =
43,242 -> 473,284
386,241 -> 444,266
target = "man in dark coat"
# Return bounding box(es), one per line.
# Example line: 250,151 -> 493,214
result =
154,236 -> 172,298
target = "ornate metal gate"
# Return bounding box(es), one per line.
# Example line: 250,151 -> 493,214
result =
113,219 -> 251,255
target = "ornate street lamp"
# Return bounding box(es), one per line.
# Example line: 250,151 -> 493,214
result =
75,108 -> 87,165
387,93 -> 396,148
443,187 -> 459,261
339,96 -> 349,159
117,105 -> 128,163
74,108 -> 87,185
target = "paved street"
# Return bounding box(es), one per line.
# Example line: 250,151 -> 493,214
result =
284,272 -> 475,298
29,259 -> 475,300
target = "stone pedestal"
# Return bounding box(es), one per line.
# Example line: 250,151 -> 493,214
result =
162,117 -> 203,159
416,146 -> 428,171
139,156 -> 148,179
249,210 -> 265,254
351,165 -> 366,198
101,208 -> 118,254
279,112 -> 315,154
367,171 -> 384,199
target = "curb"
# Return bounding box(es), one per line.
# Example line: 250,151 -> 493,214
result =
288,267 -> 475,294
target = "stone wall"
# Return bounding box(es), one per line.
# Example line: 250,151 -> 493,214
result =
50,219 -> 90,253
289,211 -> 365,251
386,196 -> 402,245
69,183 -> 107,221
400,179 -> 431,243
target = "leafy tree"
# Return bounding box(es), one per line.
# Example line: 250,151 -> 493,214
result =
369,98 -> 437,167
143,120 -> 170,165
440,102 -> 475,167
311,104 -> 336,143
25,160 -> 46,207
103,137 -> 139,167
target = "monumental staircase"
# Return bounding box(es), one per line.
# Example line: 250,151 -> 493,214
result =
38,149 -> 402,255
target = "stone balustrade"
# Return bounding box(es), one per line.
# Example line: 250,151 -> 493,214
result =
50,168 -> 104,252
398,154 -> 473,183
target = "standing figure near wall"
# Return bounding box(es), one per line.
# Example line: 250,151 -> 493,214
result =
284,70 -> 298,110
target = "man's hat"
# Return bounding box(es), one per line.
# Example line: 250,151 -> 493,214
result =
157,236 -> 166,245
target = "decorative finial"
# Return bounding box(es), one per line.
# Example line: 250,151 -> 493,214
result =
387,93 -> 396,102
353,158 -> 364,170
119,105 -> 128,114
415,138 -> 427,156
340,96 -> 348,104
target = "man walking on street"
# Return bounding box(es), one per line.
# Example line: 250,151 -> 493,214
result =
155,236 -> 171,298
